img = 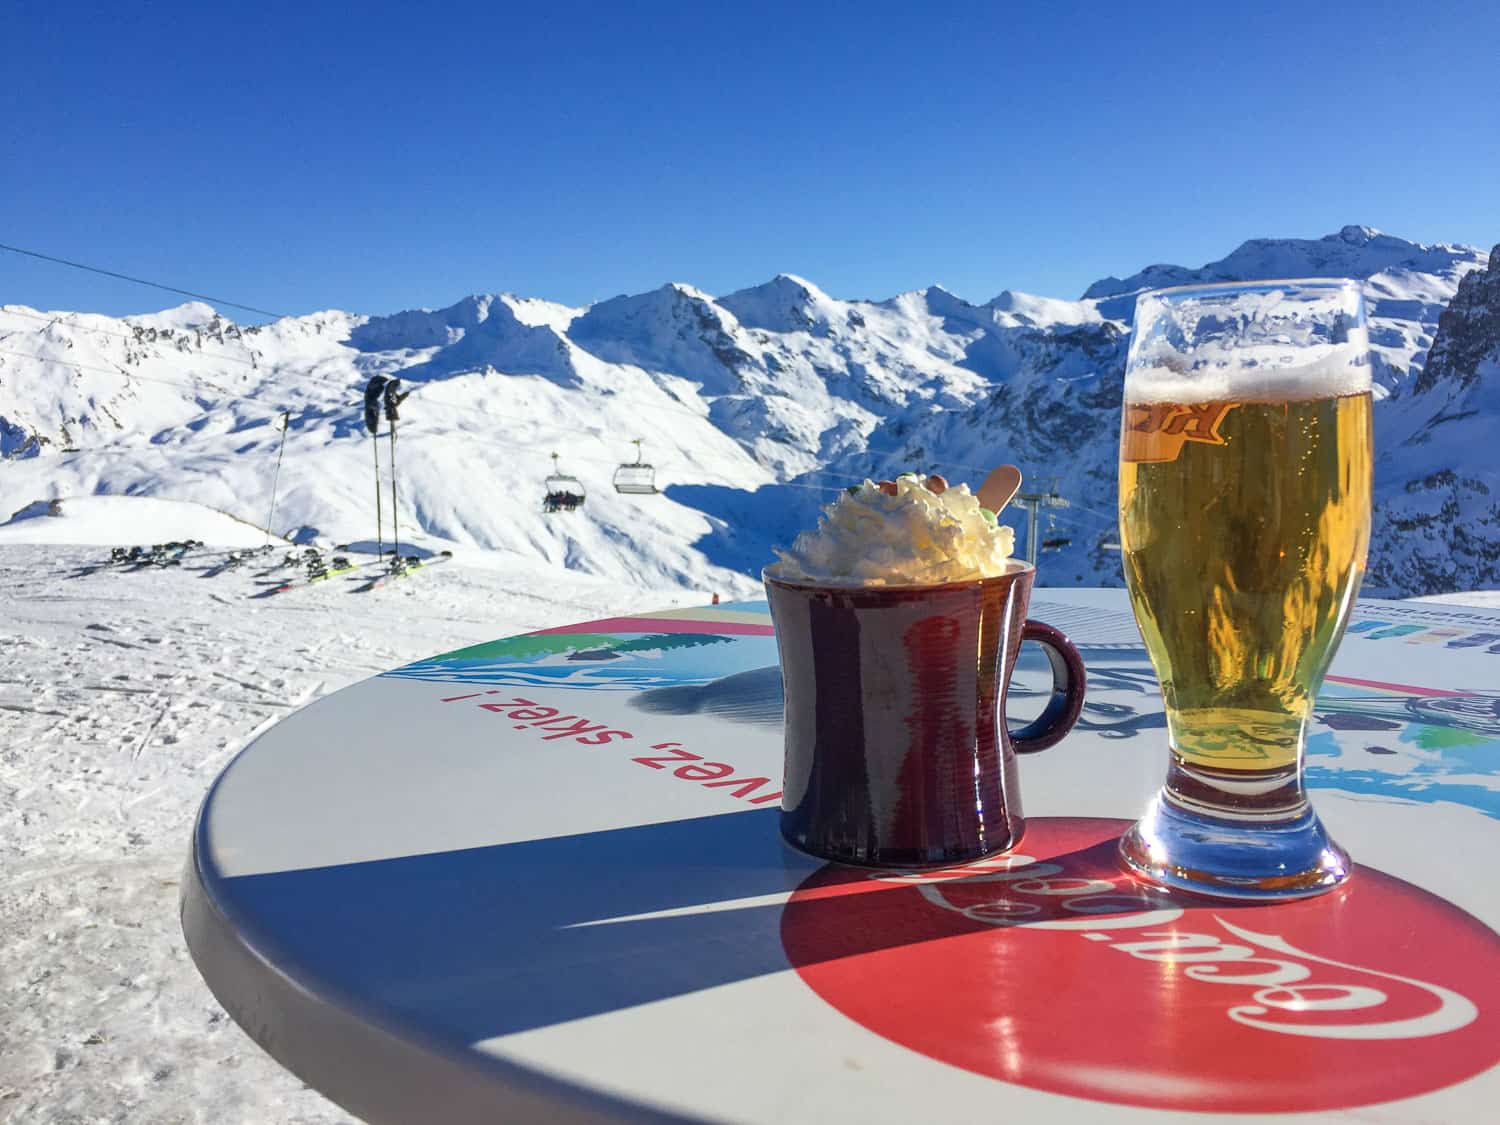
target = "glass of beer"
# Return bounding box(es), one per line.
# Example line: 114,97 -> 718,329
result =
1116,278 -> 1372,900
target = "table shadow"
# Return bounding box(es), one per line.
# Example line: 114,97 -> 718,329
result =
629,665 -> 785,727
220,810 -> 1136,1047
623,645 -> 1157,733
223,808 -> 802,1044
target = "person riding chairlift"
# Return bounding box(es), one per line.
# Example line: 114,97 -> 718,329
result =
543,489 -> 585,513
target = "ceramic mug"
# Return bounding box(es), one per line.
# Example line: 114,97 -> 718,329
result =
765,563 -> 1085,867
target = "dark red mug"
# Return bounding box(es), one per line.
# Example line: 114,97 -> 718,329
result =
764,563 -> 1086,867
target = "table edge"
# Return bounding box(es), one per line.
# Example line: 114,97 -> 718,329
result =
180,744 -> 698,1125
178,590 -> 1500,1122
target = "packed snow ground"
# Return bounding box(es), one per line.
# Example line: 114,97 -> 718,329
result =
0,535 -> 709,1125
1,495 -> 1495,1123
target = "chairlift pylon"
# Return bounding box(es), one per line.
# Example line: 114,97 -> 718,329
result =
612,439 -> 658,495
543,452 -> 587,514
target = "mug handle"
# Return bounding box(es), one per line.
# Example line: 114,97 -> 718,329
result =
1009,620 -> 1087,754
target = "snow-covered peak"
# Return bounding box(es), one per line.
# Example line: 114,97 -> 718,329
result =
498,293 -> 584,333
917,284 -> 973,315
567,282 -> 757,389
986,289 -> 1105,328
1084,227 -> 1487,312
719,273 -> 841,334
347,295 -> 498,352
877,284 -> 982,327
341,293 -> 582,360
124,301 -> 222,330
572,282 -> 719,331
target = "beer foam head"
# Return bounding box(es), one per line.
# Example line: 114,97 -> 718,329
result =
1126,279 -> 1371,404
767,477 -> 1017,585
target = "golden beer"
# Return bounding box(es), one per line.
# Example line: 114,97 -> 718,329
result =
1119,391 -> 1373,774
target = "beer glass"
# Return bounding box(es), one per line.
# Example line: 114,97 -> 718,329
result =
1116,279 -> 1372,900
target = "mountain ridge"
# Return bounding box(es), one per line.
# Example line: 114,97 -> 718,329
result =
1,226 -> 1493,596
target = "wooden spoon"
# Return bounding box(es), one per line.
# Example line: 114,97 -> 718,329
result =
976,464 -> 1023,513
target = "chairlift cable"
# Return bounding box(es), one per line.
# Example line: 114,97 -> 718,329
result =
13,348 -> 1093,513
0,241 -> 289,320
0,306 -> 263,370
0,242 -> 1109,490
392,373 -> 1025,486
385,379 -> 1087,502
263,411 -> 291,547
0,346 -> 363,417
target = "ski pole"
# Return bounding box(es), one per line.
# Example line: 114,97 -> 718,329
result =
362,375 -> 389,558
389,417 -> 399,562
380,378 -> 408,565
373,430 -> 384,558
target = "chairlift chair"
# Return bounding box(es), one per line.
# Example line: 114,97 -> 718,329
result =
612,439 -> 658,495
1040,510 -> 1070,551
543,452 -> 587,514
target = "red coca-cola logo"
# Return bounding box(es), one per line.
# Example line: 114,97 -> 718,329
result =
781,817 -> 1500,1112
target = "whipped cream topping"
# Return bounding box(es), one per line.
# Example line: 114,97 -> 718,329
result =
767,476 -> 1017,585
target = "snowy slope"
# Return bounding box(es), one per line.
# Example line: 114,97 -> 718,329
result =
1365,243 -> 1500,594
0,543 -> 698,1125
0,496 -> 280,546
0,226 -> 1492,596
0,296 -> 771,599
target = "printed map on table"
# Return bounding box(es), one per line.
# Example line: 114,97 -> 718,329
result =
385,598 -> 1500,822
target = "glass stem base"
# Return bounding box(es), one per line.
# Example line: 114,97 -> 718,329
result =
1119,763 -> 1351,901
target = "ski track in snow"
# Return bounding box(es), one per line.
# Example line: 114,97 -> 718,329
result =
0,544 -> 691,1124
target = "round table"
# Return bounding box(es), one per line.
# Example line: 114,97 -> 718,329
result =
182,589 -> 1500,1124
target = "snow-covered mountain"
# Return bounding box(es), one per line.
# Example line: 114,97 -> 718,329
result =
1084,226 -> 1481,395
1366,242 -> 1500,594
0,226 -> 1492,596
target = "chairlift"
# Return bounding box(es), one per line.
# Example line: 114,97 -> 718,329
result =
612,438 -> 658,495
1040,510 -> 1070,551
543,452 -> 587,514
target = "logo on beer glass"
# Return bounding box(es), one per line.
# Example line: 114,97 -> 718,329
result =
781,818 -> 1500,1112
1121,400 -> 1237,463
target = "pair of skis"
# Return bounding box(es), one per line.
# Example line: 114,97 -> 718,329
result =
198,544 -> 279,578
69,540 -> 208,577
253,547 -> 327,578
350,550 -> 453,593
252,553 -> 364,598
124,539 -> 205,568
245,548 -> 452,598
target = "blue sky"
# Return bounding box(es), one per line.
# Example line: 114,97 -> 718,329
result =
4,0 -> 1497,320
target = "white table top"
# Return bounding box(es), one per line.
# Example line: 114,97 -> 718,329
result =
182,589 -> 1500,1124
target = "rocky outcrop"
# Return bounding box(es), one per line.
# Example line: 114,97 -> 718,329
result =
1369,244 -> 1500,594
1413,243 -> 1500,394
